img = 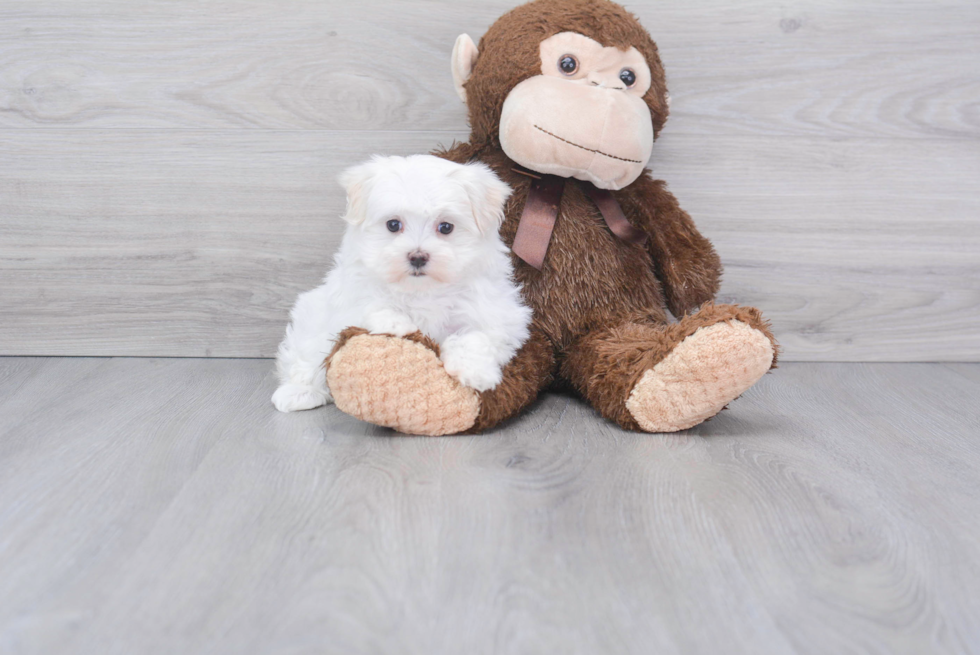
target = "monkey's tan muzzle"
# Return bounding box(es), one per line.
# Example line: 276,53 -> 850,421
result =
499,76 -> 654,190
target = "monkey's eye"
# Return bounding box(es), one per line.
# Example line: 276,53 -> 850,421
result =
437,222 -> 454,235
619,68 -> 637,88
386,219 -> 402,232
558,55 -> 578,75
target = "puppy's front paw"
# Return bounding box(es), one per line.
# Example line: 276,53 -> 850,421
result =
363,308 -> 418,337
440,333 -> 503,392
272,384 -> 331,412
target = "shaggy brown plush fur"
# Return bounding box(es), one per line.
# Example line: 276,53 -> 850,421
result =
463,0 -> 670,148
438,149 -> 724,350
562,303 -> 778,430
469,328 -> 556,433
324,0 -> 777,434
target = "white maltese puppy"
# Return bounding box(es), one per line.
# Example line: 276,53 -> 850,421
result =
272,154 -> 532,413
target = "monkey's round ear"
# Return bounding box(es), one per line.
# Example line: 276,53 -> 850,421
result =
452,162 -> 512,236
451,34 -> 479,103
337,160 -> 376,225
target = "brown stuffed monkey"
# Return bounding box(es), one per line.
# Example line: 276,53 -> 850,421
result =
326,0 -> 778,435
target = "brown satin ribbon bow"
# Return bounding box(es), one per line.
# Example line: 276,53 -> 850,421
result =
511,172 -> 648,271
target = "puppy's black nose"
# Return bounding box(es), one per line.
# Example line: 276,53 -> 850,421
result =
409,252 -> 429,269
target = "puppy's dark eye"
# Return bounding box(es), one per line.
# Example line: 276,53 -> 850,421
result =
386,219 -> 402,233
437,222 -> 454,235
558,55 -> 578,75
619,68 -> 636,88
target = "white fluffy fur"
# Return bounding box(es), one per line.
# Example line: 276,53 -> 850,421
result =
272,154 -> 532,413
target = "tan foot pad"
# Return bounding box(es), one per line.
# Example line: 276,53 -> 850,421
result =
626,321 -> 774,433
327,334 -> 479,436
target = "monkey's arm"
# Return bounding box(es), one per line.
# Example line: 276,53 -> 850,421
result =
431,141 -> 482,165
620,174 -> 722,317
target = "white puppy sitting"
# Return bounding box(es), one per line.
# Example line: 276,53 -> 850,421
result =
272,154 -> 532,413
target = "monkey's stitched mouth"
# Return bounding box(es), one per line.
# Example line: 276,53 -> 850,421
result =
533,125 -> 642,164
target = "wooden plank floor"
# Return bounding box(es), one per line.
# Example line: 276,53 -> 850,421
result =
1,358 -> 978,654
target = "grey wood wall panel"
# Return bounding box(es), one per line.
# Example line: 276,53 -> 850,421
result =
0,1 -> 976,139
1,130 -> 978,359
1,1 -> 978,359
1,358 -> 979,653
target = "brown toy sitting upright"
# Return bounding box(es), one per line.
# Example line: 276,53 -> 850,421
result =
326,0 -> 778,435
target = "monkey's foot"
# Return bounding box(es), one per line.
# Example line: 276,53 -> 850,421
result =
326,328 -> 479,436
625,320 -> 774,432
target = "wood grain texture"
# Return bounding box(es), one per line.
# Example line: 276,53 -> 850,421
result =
0,0 -> 978,360
0,358 -> 978,654
0,0 -> 977,139
1,130 -> 977,359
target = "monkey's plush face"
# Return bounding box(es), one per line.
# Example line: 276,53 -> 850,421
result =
499,32 -> 654,190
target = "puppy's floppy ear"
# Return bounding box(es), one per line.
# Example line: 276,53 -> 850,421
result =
337,158 -> 378,225
452,162 -> 512,236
